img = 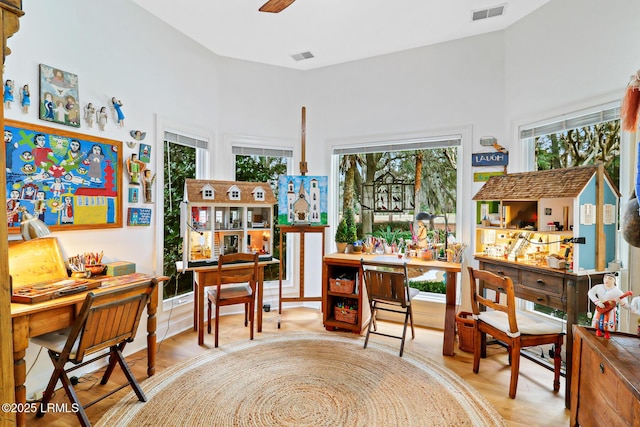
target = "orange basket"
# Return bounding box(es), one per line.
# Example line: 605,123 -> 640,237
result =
334,306 -> 357,324
456,311 -> 476,353
329,278 -> 356,294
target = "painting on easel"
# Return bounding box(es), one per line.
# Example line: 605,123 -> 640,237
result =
277,175 -> 328,225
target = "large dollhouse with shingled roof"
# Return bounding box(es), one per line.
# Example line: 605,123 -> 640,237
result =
182,179 -> 276,266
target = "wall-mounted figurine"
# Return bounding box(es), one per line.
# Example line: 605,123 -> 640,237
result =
126,153 -> 146,185
130,130 -> 146,141
588,273 -> 633,339
84,103 -> 96,128
112,97 -> 124,127
4,79 -> 14,109
97,106 -> 108,131
20,84 -> 30,114
143,169 -> 156,203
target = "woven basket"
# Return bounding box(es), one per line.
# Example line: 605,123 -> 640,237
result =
334,306 -> 358,324
456,311 -> 476,353
329,278 -> 356,294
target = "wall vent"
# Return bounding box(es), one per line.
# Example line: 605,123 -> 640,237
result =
472,4 -> 505,21
291,51 -> 315,61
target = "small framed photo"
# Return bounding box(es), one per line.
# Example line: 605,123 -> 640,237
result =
128,187 -> 139,203
545,208 -> 552,215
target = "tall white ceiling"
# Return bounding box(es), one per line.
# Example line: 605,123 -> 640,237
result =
131,0 -> 551,70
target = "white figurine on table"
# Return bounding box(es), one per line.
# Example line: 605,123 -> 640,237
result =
588,273 -> 633,339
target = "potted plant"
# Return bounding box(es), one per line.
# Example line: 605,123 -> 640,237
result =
344,207 -> 358,249
335,217 -> 349,253
373,225 -> 402,253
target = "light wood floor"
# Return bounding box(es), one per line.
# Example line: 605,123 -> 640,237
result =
27,307 -> 570,426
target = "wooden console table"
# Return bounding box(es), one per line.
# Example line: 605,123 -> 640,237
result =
476,255 -> 604,409
10,274 -> 161,427
277,225 -> 327,328
322,253 -> 461,356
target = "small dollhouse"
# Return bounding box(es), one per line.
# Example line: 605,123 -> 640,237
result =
182,179 -> 276,267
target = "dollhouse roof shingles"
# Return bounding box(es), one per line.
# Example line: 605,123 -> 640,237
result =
472,165 -> 620,201
184,179 -> 276,204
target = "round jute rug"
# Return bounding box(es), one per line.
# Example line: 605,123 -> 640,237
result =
98,332 -> 506,427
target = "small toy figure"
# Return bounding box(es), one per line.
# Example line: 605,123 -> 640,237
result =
84,103 -> 96,128
21,84 -> 30,113
126,153 -> 145,185
588,273 -> 633,338
4,79 -> 14,109
97,106 -> 108,131
130,130 -> 146,140
112,97 -> 124,127
142,169 -> 156,203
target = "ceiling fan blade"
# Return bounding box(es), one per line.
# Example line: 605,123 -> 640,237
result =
259,0 -> 296,13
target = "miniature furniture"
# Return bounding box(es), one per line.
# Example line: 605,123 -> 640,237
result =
322,253 -> 461,356
9,237 -> 162,426
207,252 -> 259,348
182,179 -> 276,267
361,260 -> 419,356
32,280 -> 158,427
468,267 -> 564,399
570,326 -> 640,427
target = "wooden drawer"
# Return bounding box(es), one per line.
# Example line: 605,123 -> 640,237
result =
480,262 -> 520,285
520,270 -> 564,296
515,284 -> 564,311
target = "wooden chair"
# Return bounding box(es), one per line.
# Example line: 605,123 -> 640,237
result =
361,260 -> 419,356
31,279 -> 158,427
207,252 -> 259,347
468,267 -> 564,398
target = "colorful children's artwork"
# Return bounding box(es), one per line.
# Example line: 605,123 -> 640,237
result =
139,143 -> 151,163
4,119 -> 122,233
38,64 -> 80,128
127,207 -> 151,226
277,175 -> 328,225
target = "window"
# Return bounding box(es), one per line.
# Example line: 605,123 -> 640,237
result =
333,136 -> 461,296
520,102 -> 620,322
233,144 -> 292,283
163,131 -> 208,300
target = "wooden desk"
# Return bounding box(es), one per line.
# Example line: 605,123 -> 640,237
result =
190,259 -> 279,346
322,253 -> 461,356
10,274 -> 161,427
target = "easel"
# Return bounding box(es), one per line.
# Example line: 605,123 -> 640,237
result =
277,224 -> 327,328
277,106 -> 326,327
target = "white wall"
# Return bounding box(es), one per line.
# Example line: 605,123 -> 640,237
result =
5,0 -> 640,394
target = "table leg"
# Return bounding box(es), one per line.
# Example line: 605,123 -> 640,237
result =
12,316 -> 28,427
442,271 -> 457,356
197,276 -> 204,345
193,277 -> 198,332
257,267 -> 264,333
146,282 -> 158,376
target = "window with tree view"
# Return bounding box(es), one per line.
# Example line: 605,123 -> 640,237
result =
523,105 -> 620,322
235,150 -> 289,282
336,140 -> 459,294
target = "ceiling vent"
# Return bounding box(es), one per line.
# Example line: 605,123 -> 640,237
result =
291,51 -> 315,61
472,4 -> 505,21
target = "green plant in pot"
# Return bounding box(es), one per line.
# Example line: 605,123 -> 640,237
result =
335,217 -> 350,253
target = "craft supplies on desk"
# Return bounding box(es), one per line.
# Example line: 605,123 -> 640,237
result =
11,278 -> 102,303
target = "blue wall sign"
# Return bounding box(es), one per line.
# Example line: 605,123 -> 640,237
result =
472,152 -> 509,166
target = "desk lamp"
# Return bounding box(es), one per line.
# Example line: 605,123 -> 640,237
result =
19,207 -> 51,240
